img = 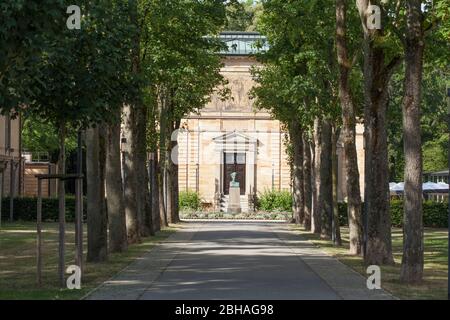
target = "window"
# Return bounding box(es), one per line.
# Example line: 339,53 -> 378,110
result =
236,153 -> 245,164
225,153 -> 234,164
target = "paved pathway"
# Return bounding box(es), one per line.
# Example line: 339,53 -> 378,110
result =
86,221 -> 395,300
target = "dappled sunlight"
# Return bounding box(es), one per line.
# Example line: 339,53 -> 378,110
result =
0,222 -> 177,299
290,224 -> 448,299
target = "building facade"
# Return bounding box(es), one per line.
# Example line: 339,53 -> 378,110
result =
177,32 -> 365,212
0,113 -> 23,201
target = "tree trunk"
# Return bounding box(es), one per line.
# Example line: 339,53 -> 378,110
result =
158,88 -> 169,227
106,121 -> 128,253
400,0 -> 424,283
170,159 -> 179,223
123,0 -> 144,242
86,126 -> 108,262
320,119 -> 333,239
158,162 -> 168,227
165,143 -> 174,224
356,0 -> 401,265
332,125 -> 342,246
136,101 -> 153,237
149,97 -> 161,233
122,104 -> 141,244
158,86 -> 171,226
169,120 -> 181,223
303,135 -> 312,231
289,118 -> 304,224
312,118 -> 322,234
336,0 -> 363,254
149,153 -> 161,232
98,126 -> 108,251
57,121 -> 66,287
159,88 -> 178,224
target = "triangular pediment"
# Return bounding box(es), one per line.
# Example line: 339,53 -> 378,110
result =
212,130 -> 257,144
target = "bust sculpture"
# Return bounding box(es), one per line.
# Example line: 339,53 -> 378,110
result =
230,172 -> 239,187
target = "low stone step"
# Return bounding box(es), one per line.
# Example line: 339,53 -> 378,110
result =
220,195 -> 249,213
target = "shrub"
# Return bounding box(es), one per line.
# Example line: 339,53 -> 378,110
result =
257,189 -> 292,212
179,190 -> 201,211
1,196 -> 86,222
338,200 -> 448,228
338,202 -> 349,226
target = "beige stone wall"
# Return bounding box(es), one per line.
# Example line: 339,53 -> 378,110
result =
0,115 -> 21,159
177,121 -> 291,203
0,114 -> 22,197
23,162 -> 57,197
178,55 -> 365,204
178,56 -> 291,203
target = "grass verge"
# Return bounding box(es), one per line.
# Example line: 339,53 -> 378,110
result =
0,222 -> 179,300
291,225 -> 448,300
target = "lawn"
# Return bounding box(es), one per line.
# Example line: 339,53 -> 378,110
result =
292,225 -> 448,300
0,222 -> 179,300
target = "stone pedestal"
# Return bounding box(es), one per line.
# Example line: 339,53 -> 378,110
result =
227,186 -> 241,214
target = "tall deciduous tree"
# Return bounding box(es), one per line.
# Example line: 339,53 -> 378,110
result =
106,119 -> 128,253
251,63 -> 308,225
9,1 -> 137,261
336,0 -> 363,254
0,0 -> 66,110
290,120 -> 305,224
141,0 -> 229,224
86,126 -> 108,262
320,119 -> 333,239
253,0 -> 341,235
398,0 -> 450,283
400,0 -> 425,283
303,135 -> 313,230
356,0 -> 401,265
122,104 -> 141,243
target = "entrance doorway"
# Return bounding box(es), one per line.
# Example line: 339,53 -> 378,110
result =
223,152 -> 246,195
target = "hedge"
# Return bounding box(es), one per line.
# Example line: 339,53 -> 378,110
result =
5,194 -> 444,228
256,190 -> 292,212
1,196 -> 86,222
253,191 -> 448,228
179,190 -> 201,211
338,200 -> 448,228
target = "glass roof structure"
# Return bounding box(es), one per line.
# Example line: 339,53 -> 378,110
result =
217,31 -> 269,56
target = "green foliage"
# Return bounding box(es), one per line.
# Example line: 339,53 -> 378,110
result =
225,0 -> 262,31
0,0 -> 67,111
389,200 -> 449,228
251,0 -> 342,135
179,190 -> 201,210
2,0 -> 136,131
141,0 -> 229,119
388,65 -> 450,181
338,201 -> 448,228
423,136 -> 449,172
22,115 -> 77,155
337,202 -> 350,226
385,0 -> 450,182
1,197 -> 86,222
257,189 -> 292,212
